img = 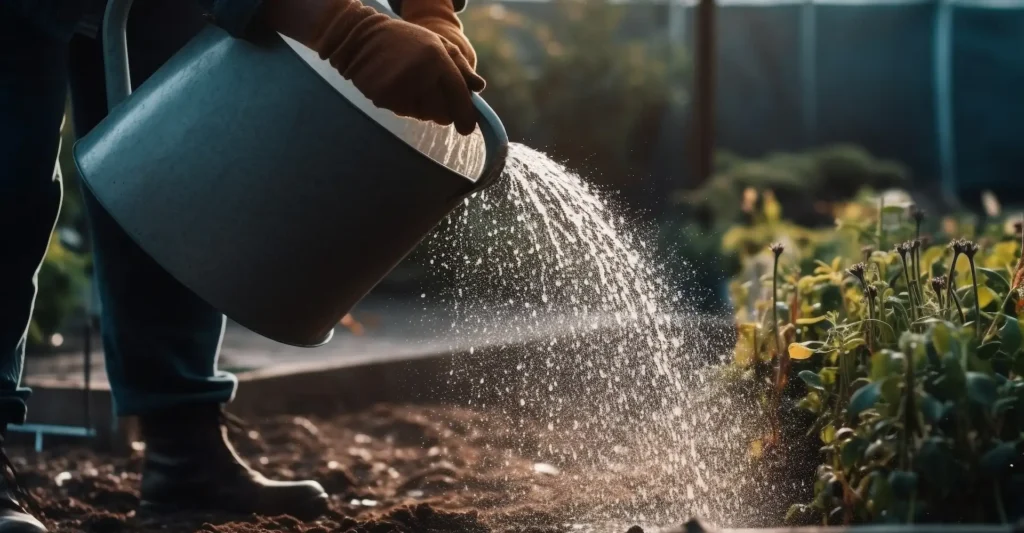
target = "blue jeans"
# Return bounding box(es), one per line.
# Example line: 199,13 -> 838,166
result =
0,0 -> 237,425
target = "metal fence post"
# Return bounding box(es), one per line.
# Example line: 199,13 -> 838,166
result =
934,0 -> 957,204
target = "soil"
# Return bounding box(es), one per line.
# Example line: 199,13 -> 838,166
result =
11,405 -> 671,533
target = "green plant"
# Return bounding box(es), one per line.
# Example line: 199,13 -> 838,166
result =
30,234 -> 89,348
676,145 -> 909,230
728,194 -> 1024,524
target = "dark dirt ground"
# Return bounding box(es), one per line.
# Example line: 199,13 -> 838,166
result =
11,404 -> 658,533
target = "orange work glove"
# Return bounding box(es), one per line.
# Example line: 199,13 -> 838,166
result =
265,0 -> 484,134
399,0 -> 477,69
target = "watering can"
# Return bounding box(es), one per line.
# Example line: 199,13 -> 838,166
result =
73,0 -> 508,348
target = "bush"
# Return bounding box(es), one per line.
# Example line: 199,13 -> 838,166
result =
725,192 -> 1024,524
675,145 -> 909,230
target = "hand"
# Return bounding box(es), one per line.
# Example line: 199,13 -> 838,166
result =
265,0 -> 484,134
399,0 -> 477,69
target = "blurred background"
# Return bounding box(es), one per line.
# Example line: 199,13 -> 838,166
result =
36,0 -> 1024,354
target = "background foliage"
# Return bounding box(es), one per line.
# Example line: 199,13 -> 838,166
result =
722,190 -> 1024,524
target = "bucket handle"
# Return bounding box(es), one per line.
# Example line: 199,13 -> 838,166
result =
102,0 -> 134,111
467,94 -> 508,192
101,0 -> 507,189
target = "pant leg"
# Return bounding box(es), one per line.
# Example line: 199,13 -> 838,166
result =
0,5 -> 69,424
68,0 -> 238,417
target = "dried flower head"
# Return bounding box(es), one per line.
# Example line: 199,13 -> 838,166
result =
895,242 -> 911,260
911,239 -> 922,251
950,239 -> 966,255
962,240 -> 980,259
909,205 -> 925,225
865,285 -> 879,300
931,276 -> 947,293
847,263 -> 867,286
770,242 -> 785,257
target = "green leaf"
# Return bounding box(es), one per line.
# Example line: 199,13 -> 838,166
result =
994,397 -> 1017,416
843,337 -> 866,351
1014,352 -> 1024,377
820,285 -> 844,314
797,392 -> 823,414
969,353 -> 994,374
916,437 -> 953,492
850,377 -> 871,396
976,285 -> 1000,310
820,367 -> 838,388
943,352 -> 967,392
979,441 -> 1019,476
869,471 -> 893,511
931,323 -> 953,357
999,316 -> 1023,355
921,394 -> 949,423
888,471 -> 918,498
979,267 -> 1011,294
820,424 -> 837,444
785,504 -> 812,524
966,372 -> 998,407
848,381 -> 882,421
796,315 -> 829,325
978,341 -> 1002,361
866,439 -> 894,462
880,376 -> 901,407
870,350 -> 893,381
887,269 -> 903,290
841,436 -> 869,468
799,370 -> 824,391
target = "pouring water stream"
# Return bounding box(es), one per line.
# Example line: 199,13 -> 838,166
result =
416,144 -> 773,530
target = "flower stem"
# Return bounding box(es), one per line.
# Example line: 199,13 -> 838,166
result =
899,254 -> 919,328
946,251 -> 961,319
969,257 -> 982,338
866,295 -> 876,352
877,197 -> 885,251
772,257 -> 782,357
950,277 -> 967,324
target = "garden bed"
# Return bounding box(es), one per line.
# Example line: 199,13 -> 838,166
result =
13,404 -> 661,533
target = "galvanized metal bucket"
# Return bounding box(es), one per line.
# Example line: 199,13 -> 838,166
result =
73,0 -> 508,347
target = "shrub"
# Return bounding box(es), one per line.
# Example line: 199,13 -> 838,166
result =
727,192 -> 1024,524
676,145 -> 909,230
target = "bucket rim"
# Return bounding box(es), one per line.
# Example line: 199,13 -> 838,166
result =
276,32 -> 509,197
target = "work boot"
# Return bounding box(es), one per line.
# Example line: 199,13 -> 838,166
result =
0,435 -> 46,533
139,405 -> 328,518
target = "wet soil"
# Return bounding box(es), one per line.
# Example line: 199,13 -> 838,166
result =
11,405 -> 658,533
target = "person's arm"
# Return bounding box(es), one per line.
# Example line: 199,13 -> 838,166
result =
195,0 -> 483,133
388,0 -> 476,68
264,0 -> 484,134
